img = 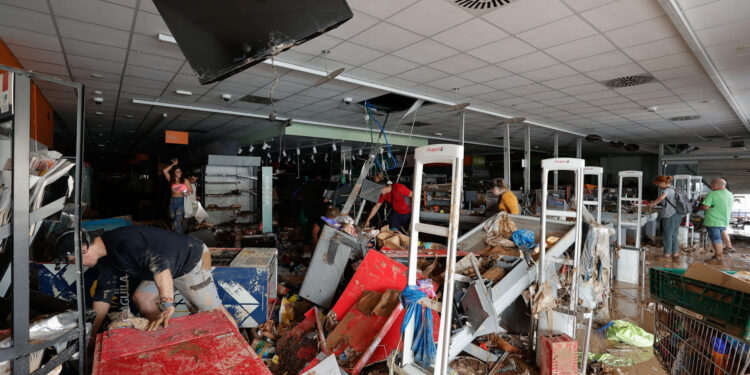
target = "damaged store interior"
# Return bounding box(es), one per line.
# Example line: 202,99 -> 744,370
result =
1,0 -> 750,374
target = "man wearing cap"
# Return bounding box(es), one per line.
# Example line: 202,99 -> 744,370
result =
56,226 -> 236,341
364,181 -> 413,231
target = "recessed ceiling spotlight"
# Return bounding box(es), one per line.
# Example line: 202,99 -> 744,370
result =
90,73 -> 103,79
435,132 -> 443,136
125,114 -> 133,118
157,33 -> 177,44
93,90 -> 102,95
175,90 -> 192,96
95,111 -> 103,115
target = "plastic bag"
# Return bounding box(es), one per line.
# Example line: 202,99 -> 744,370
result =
603,320 -> 654,347
194,202 -> 209,223
511,229 -> 535,248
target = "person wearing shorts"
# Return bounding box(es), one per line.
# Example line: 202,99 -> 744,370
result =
698,178 -> 734,263
364,181 -> 413,232
55,226 -> 235,344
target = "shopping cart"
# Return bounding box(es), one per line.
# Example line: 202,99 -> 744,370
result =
654,302 -> 750,375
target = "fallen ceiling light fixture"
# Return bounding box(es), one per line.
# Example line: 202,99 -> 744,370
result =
314,50 -> 345,86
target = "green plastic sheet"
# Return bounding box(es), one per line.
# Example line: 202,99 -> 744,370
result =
605,320 -> 654,347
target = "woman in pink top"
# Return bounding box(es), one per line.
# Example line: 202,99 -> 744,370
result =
162,158 -> 193,233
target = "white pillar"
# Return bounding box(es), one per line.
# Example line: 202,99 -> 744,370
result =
504,123 -> 511,189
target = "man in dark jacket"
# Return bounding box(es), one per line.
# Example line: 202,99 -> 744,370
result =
56,226 -> 236,341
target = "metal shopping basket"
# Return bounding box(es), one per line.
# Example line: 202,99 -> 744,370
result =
654,302 -> 750,375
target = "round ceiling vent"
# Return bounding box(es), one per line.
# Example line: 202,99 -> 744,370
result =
585,134 -> 603,143
604,74 -> 655,88
624,144 -> 640,152
452,0 -> 515,9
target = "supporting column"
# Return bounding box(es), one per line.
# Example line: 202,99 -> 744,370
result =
524,125 -> 531,207
553,133 -> 559,191
658,143 -> 664,176
503,123 -> 511,189
12,74 -> 31,374
261,166 -> 273,233
459,111 -> 465,145
74,82 -> 87,372
576,137 -> 582,159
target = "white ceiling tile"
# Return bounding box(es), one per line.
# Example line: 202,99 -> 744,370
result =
459,84 -> 496,97
639,52 -> 696,72
0,25 -> 61,51
350,22 -> 422,53
67,54 -> 124,74
580,0 -> 664,32
683,0 -> 750,31
466,37 -> 536,63
0,0 -> 49,12
486,75 -> 534,90
459,65 -> 513,83
696,18 -> 750,47
347,0 -> 419,19
544,35 -> 615,63
651,65 -> 705,81
430,54 -> 487,75
381,76 -> 420,89
63,38 -> 127,61
56,18 -> 131,48
497,52 -> 558,74
585,63 -> 645,81
509,84 -> 551,96
562,0 -> 617,12
49,0 -> 134,30
361,55 -> 420,75
432,18 -> 509,51
559,82 -> 607,95
396,66 -> 449,83
482,0 -> 573,34
622,37 -> 688,61
575,89 -> 619,101
614,81 -> 667,95
327,10 -> 379,39
525,90 -> 567,101
426,75 -> 474,91
521,65 -> 577,82
347,67 -> 389,82
542,96 -> 580,106
567,50 -> 632,72
389,0 -> 472,36
314,42 -> 382,67
130,33 -> 184,59
661,75 -> 713,89
475,90 -> 515,102
517,16 -> 597,49
542,74 -> 595,89
132,9 -> 170,37
6,43 -> 65,65
604,16 -> 677,49
392,39 -> 458,65
0,4 -> 56,34
128,51 -> 183,72
21,60 -> 69,78
125,65 -> 174,82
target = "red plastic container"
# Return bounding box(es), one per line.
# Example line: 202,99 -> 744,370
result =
540,333 -> 578,375
92,311 -> 271,375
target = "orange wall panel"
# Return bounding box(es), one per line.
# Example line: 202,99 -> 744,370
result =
0,38 -> 54,148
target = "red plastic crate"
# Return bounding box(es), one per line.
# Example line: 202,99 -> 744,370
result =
540,333 -> 578,375
92,311 -> 271,375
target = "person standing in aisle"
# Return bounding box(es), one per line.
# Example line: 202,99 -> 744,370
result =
364,181 -> 413,231
490,178 -> 519,215
698,178 -> 734,263
162,158 -> 192,233
648,176 -> 682,260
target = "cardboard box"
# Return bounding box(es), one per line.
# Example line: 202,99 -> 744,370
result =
684,262 -> 750,294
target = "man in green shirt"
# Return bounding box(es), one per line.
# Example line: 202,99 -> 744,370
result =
698,178 -> 734,262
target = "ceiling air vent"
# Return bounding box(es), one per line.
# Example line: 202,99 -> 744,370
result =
447,0 -> 519,14
604,74 -> 655,88
239,94 -> 273,105
730,141 -> 745,148
668,115 -> 702,121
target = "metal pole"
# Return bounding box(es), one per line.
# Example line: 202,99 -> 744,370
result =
576,137 -> 582,159
459,111 -> 465,146
12,73 -> 31,375
658,143 -> 664,176
524,125 -> 531,207
553,133 -> 558,191
74,83 -> 87,372
503,123 -> 510,189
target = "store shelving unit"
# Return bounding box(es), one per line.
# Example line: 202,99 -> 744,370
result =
202,155 -> 260,229
0,65 -> 87,374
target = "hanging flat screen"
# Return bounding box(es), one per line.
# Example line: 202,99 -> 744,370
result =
153,0 -> 353,85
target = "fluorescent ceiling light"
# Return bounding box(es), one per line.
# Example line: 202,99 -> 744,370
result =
175,90 -> 192,96
157,33 -> 177,44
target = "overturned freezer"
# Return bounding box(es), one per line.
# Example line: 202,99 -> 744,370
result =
448,214 -> 576,360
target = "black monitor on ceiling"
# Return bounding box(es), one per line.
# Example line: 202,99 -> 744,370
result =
153,0 -> 353,85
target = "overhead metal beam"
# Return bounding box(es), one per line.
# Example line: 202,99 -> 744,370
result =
524,125 -> 531,206
553,133 -> 559,191
662,153 -> 750,161
576,137 -> 582,159
658,0 -> 750,132
504,123 -> 511,189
